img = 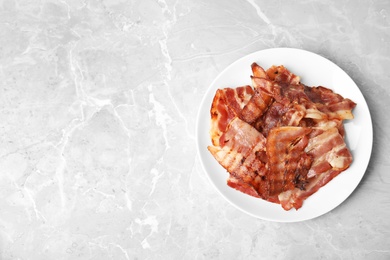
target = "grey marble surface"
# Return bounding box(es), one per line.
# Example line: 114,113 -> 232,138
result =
0,0 -> 389,259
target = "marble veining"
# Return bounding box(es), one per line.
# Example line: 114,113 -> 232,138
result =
0,0 -> 389,259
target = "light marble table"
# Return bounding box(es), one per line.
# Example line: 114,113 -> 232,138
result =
1,0 -> 389,259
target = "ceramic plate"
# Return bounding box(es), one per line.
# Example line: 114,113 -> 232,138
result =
196,48 -> 373,222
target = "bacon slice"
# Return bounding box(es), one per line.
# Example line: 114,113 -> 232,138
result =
305,127 -> 352,177
257,101 -> 307,137
264,66 -> 330,121
208,117 -> 268,198
278,126 -> 353,210
240,77 -> 274,124
210,86 -> 254,146
304,86 -> 356,120
278,168 -> 343,210
227,175 -> 261,198
266,127 -> 313,197
251,62 -> 268,78
315,119 -> 346,137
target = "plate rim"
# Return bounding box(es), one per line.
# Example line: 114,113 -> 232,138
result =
196,47 -> 373,222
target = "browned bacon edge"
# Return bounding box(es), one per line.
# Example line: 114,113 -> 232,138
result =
208,117 -> 269,200
240,77 -> 274,124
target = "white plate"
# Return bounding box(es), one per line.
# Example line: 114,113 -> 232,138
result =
196,48 -> 373,222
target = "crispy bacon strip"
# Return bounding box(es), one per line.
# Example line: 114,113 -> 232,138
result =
208,117 -> 268,198
278,169 -> 342,210
304,86 -> 356,120
251,62 -> 268,78
266,127 -> 313,197
305,127 -> 352,177
240,77 -> 275,124
278,126 -> 353,210
254,79 -> 329,136
257,101 -> 308,137
315,119 -> 346,137
227,175 -> 261,198
210,86 -> 254,146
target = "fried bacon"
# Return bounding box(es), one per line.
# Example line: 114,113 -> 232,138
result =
266,65 -> 301,85
305,127 -> 353,177
304,86 -> 356,120
278,168 -> 343,210
266,127 -> 313,195
251,62 -> 268,78
277,126 -> 353,210
208,117 -> 268,198
240,77 -> 274,124
208,62 -> 355,210
210,86 -> 254,146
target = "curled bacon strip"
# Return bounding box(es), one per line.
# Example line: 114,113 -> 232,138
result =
240,77 -> 274,124
210,86 -> 253,146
